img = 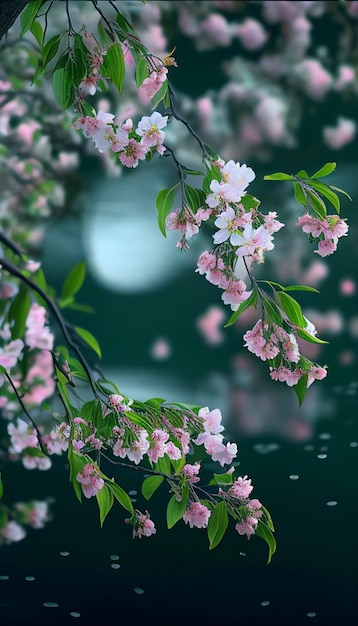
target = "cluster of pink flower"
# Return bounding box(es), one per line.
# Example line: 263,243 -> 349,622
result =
41,399 -> 259,540
296,213 -> 349,257
126,510 -> 157,538
182,474 -> 263,539
74,109 -> 168,167
168,158 -> 282,311
243,319 -> 327,388
1,293 -> 56,468
0,499 -> 50,545
78,32 -> 106,97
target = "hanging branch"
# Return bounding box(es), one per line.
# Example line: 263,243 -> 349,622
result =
2,370 -> 49,457
0,254 -> 100,399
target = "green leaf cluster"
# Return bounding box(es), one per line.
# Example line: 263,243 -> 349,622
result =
264,162 -> 351,220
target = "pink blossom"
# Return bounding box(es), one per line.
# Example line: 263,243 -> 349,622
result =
147,429 -> 168,463
1,521 -> 26,543
200,13 -> 233,47
269,366 -> 304,387
221,282 -> 251,311
138,66 -> 168,103
119,139 -> 147,168
229,475 -> 254,499
150,337 -> 172,360
235,18 -> 268,50
221,160 -> 256,194
76,463 -> 105,498
340,278 -> 356,296
198,406 -> 225,434
114,429 -> 150,464
196,251 -> 217,275
7,418 -> 38,453
307,365 -> 327,388
233,222 -> 274,262
212,441 -> 238,466
0,338 -> 24,368
335,65 -> 356,90
196,305 -> 225,345
205,179 -> 238,208
296,58 -> 333,100
165,441 -> 182,460
182,462 -> 201,483
235,516 -> 258,537
130,510 -> 156,538
25,304 -> 53,350
136,111 -> 168,148
183,501 -> 211,529
42,423 -> 69,455
213,206 -> 245,245
323,117 -> 356,150
315,239 -> 337,257
22,454 -> 52,470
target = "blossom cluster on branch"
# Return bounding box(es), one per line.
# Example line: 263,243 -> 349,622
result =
0,0 -> 352,561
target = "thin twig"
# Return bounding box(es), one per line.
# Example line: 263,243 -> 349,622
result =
3,370 -> 50,457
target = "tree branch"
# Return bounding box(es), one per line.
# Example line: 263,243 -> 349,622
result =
0,0 -> 29,42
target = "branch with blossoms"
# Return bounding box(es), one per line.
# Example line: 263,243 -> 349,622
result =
0,0 -> 351,560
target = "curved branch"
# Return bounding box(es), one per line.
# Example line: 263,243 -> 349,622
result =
0,0 -> 29,42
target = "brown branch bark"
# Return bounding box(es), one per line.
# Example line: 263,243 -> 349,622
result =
0,0 -> 29,42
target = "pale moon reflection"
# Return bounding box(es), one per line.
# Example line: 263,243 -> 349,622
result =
82,164 -> 206,293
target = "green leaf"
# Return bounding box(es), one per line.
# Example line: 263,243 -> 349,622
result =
306,190 -> 327,220
80,399 -> 103,422
0,472 -> 3,500
260,505 -> 275,532
264,172 -> 292,181
207,501 -> 228,550
142,475 -> 164,500
296,328 -> 329,345
97,19 -> 115,47
53,62 -> 74,109
96,484 -> 114,527
20,0 -> 44,37
61,261 -> 86,300
8,288 -> 31,339
73,34 -> 89,86
255,520 -> 277,564
135,55 -> 149,87
311,162 -> 336,179
209,473 -> 233,486
155,454 -> 171,476
116,11 -> 139,38
282,285 -> 319,293
67,445 -> 86,503
240,194 -> 261,211
295,169 -> 309,179
261,297 -> 283,327
308,180 -> 340,214
166,485 -> 189,529
276,292 -> 306,327
329,186 -> 352,201
225,290 -> 258,328
293,374 -> 308,406
30,20 -> 43,47
41,33 -> 63,66
107,481 -> 134,514
293,181 -> 307,207
74,327 -> 102,359
155,185 -> 179,236
184,185 -> 206,212
101,43 -> 125,92
150,79 -> 168,109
